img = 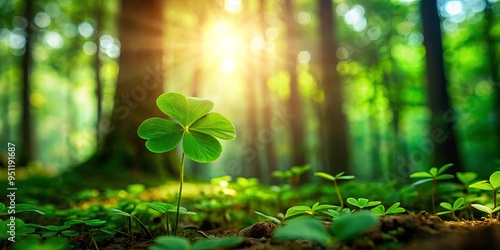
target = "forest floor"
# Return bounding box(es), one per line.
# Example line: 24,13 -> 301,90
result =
2,172 -> 500,250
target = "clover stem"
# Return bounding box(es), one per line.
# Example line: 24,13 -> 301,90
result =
432,179 -> 436,214
174,152 -> 185,236
334,180 -> 343,209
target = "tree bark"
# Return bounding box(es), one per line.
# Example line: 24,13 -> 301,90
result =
318,0 -> 350,173
284,0 -> 307,167
420,0 -> 462,173
20,0 -> 34,166
88,0 -> 177,177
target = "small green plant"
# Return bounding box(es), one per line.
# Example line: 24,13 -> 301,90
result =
410,163 -> 454,213
138,92 -> 236,235
107,208 -> 153,239
436,197 -> 466,220
273,164 -> 311,191
254,211 -> 283,224
346,198 -> 381,210
370,202 -> 406,216
314,171 -> 355,209
283,202 -> 338,221
64,218 -> 113,249
147,202 -> 196,235
323,207 -> 352,219
149,235 -> 244,250
470,204 -> 500,218
469,171 -> 500,209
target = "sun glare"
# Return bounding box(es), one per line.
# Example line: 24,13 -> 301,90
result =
203,21 -> 243,74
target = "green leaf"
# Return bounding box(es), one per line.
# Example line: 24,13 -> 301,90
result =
346,198 -> 359,207
190,113 -> 236,140
456,172 -> 477,186
148,202 -> 175,213
313,204 -> 338,211
338,175 -> 355,180
386,202 -> 405,214
192,236 -> 244,250
61,230 -> 79,237
469,181 -> 494,190
183,131 -> 222,163
255,211 -> 281,224
439,202 -> 453,211
437,163 -> 454,175
107,208 -> 131,217
370,205 -> 385,216
332,211 -> 379,242
137,118 -> 184,153
157,93 -> 213,127
84,219 -> 107,226
64,219 -> 84,226
365,201 -> 381,207
411,178 -> 433,187
41,231 -> 58,237
453,197 -> 465,209
314,172 -> 335,181
284,206 -> 313,221
436,211 -> 452,215
0,203 -> 5,213
13,204 -> 45,215
151,236 -> 191,250
471,204 -> 493,214
429,168 -> 438,176
489,171 -> 500,189
274,218 -> 331,246
46,225 -> 70,231
410,172 -> 433,178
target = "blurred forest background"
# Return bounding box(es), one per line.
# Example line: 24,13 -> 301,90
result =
1,0 -> 500,183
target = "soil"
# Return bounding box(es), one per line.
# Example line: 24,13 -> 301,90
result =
190,211 -> 500,250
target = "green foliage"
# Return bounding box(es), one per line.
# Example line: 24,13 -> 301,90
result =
274,218 -> 331,246
371,202 -> 406,216
0,203 -> 45,216
468,171 -> 500,191
273,165 -> 310,186
137,92 -> 236,163
346,198 -> 381,210
469,171 -> 500,210
470,204 -> 500,218
283,202 -> 338,221
331,211 -> 380,243
410,163 -> 455,213
147,202 -> 195,235
107,208 -> 153,238
149,235 -> 244,250
315,171 -> 355,209
456,172 -> 478,187
254,211 -> 282,224
436,197 -> 466,220
323,208 -> 352,219
138,92 -> 235,235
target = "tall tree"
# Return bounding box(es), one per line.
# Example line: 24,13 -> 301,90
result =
318,0 -> 350,173
86,0 -> 177,176
258,0 -> 277,183
94,0 -> 104,146
420,0 -> 462,173
485,0 -> 500,147
20,0 -> 34,166
284,0 -> 306,166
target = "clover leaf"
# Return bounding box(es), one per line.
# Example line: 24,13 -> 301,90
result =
137,92 -> 236,163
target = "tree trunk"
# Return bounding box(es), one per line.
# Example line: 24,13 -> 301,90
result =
485,0 -> 500,151
318,0 -> 350,173
258,0 -> 277,183
94,0 -> 104,146
284,0 -> 307,167
20,0 -> 34,166
89,0 -> 177,177
420,0 -> 462,173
